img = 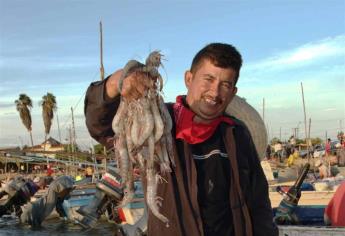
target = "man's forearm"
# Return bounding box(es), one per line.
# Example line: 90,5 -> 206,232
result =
84,77 -> 120,148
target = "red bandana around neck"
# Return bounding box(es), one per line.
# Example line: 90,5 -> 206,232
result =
173,95 -> 235,144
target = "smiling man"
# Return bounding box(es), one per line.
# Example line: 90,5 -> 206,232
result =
84,43 -> 278,236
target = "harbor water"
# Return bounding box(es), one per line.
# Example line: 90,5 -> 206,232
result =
0,217 -> 117,236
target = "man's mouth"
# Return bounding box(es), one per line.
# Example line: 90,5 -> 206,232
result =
204,97 -> 219,106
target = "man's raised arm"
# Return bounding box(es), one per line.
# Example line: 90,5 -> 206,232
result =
84,69 -> 151,149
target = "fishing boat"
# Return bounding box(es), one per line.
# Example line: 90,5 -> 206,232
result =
274,205 -> 345,235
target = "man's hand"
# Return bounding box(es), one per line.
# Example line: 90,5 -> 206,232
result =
105,69 -> 151,101
121,71 -> 151,101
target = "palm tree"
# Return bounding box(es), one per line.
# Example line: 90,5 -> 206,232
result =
40,93 -> 57,158
15,94 -> 34,147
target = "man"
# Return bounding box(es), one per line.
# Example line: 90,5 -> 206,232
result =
273,141 -> 283,163
315,160 -> 330,179
325,138 -> 331,156
84,43 -> 278,235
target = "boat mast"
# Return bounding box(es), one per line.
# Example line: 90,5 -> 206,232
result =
100,21 -> 107,171
300,82 -> 310,161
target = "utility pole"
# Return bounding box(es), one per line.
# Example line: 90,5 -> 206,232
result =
279,127 -> 282,141
71,107 -> 76,152
100,21 -> 105,82
71,107 -> 77,176
308,118 -> 312,145
301,82 -> 309,161
308,118 -> 312,165
68,126 -> 72,176
56,112 -> 62,143
100,21 -> 107,172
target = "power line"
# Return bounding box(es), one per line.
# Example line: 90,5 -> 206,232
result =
60,69 -> 99,130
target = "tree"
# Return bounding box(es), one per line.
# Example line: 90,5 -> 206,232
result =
15,94 -> 34,147
40,92 -> 57,163
270,137 -> 281,145
93,144 -> 105,154
310,137 -> 322,146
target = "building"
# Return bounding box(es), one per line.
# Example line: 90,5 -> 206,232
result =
26,137 -> 65,153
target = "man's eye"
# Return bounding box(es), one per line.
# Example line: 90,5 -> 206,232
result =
221,83 -> 231,89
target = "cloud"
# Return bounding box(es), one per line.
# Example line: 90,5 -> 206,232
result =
243,35 -> 345,74
0,101 -> 14,109
0,56 -> 97,70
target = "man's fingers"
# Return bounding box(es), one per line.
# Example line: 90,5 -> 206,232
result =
136,81 -> 148,95
121,83 -> 141,100
121,71 -> 152,100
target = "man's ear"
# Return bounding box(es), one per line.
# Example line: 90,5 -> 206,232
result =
233,87 -> 238,96
229,87 -> 238,102
184,70 -> 193,89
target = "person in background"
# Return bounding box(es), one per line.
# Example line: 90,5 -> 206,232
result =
289,135 -> 296,150
84,43 -> 278,235
324,181 -> 345,226
265,144 -> 272,160
315,160 -> 330,179
85,166 -> 93,178
287,149 -> 299,167
46,165 -> 54,177
274,141 -> 283,163
325,138 -> 332,156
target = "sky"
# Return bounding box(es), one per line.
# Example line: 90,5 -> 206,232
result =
0,0 -> 344,150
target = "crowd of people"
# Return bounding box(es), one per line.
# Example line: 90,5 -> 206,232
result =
266,135 -> 345,166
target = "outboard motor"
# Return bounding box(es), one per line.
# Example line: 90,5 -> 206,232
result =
115,206 -> 148,236
77,167 -> 123,228
274,163 -> 310,225
0,178 -> 40,217
77,167 -> 148,236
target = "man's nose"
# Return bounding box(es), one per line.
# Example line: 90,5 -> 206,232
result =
208,81 -> 220,97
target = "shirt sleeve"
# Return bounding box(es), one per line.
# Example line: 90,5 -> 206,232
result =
84,76 -> 121,149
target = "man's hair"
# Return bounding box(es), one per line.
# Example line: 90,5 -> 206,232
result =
190,43 -> 243,84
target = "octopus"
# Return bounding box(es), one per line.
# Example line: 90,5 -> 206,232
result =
112,51 -> 174,227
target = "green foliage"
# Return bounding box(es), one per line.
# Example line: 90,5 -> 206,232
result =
310,137 -> 322,145
295,138 -> 304,145
40,92 -> 57,134
93,144 -> 104,154
270,137 -> 320,146
64,144 -> 80,152
270,137 -> 281,145
15,94 -> 33,131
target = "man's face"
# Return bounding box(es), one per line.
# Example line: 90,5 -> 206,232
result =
185,59 -> 238,123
